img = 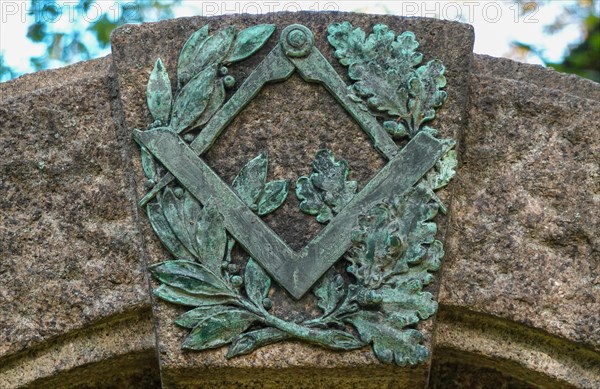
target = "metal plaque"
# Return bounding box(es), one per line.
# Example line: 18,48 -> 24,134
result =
133,21 -> 457,365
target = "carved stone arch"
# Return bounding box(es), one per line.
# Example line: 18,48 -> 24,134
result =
1,11 -> 599,389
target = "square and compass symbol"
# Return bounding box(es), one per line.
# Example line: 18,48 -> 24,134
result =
133,21 -> 456,365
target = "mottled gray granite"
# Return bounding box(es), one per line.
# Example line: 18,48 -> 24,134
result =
1,10 -> 599,388
110,11 -> 474,388
0,55 -> 154,387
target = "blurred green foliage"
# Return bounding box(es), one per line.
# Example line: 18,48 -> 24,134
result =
548,13 -> 599,81
512,0 -> 599,82
1,0 -> 180,81
0,54 -> 17,81
27,0 -> 180,68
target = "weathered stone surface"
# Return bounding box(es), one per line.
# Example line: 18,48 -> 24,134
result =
430,348 -> 562,389
433,308 -> 599,388
4,9 -> 598,388
437,68 -> 600,385
0,310 -> 159,388
111,11 -> 474,387
0,58 -> 153,384
0,56 -> 112,102
473,54 -> 600,102
442,74 -> 600,347
164,367 -> 424,389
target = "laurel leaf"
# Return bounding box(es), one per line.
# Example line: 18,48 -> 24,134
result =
175,304 -> 236,328
149,260 -> 232,296
226,24 -> 276,63
140,146 -> 156,181
161,188 -> 199,257
182,309 -> 257,351
153,284 -> 232,307
146,58 -> 172,124
257,179 -> 289,216
191,78 -> 225,129
226,328 -> 288,358
177,24 -> 210,86
195,200 -> 227,272
146,203 -> 194,260
171,65 -> 217,133
232,152 -> 268,210
244,258 -> 271,307
195,26 -> 236,68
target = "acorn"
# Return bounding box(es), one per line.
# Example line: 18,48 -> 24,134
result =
357,289 -> 383,306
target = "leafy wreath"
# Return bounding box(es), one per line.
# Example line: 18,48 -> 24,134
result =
139,21 -> 456,366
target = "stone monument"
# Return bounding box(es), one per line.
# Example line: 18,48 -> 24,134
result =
1,11 -> 598,389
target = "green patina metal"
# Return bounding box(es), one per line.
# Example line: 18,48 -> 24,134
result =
296,150 -> 357,223
133,21 -> 457,366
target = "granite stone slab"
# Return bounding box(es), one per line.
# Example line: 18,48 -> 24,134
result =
440,73 -> 600,349
110,11 -> 474,387
0,57 -> 154,386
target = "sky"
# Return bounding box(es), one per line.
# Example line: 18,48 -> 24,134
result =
0,0 -> 595,78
